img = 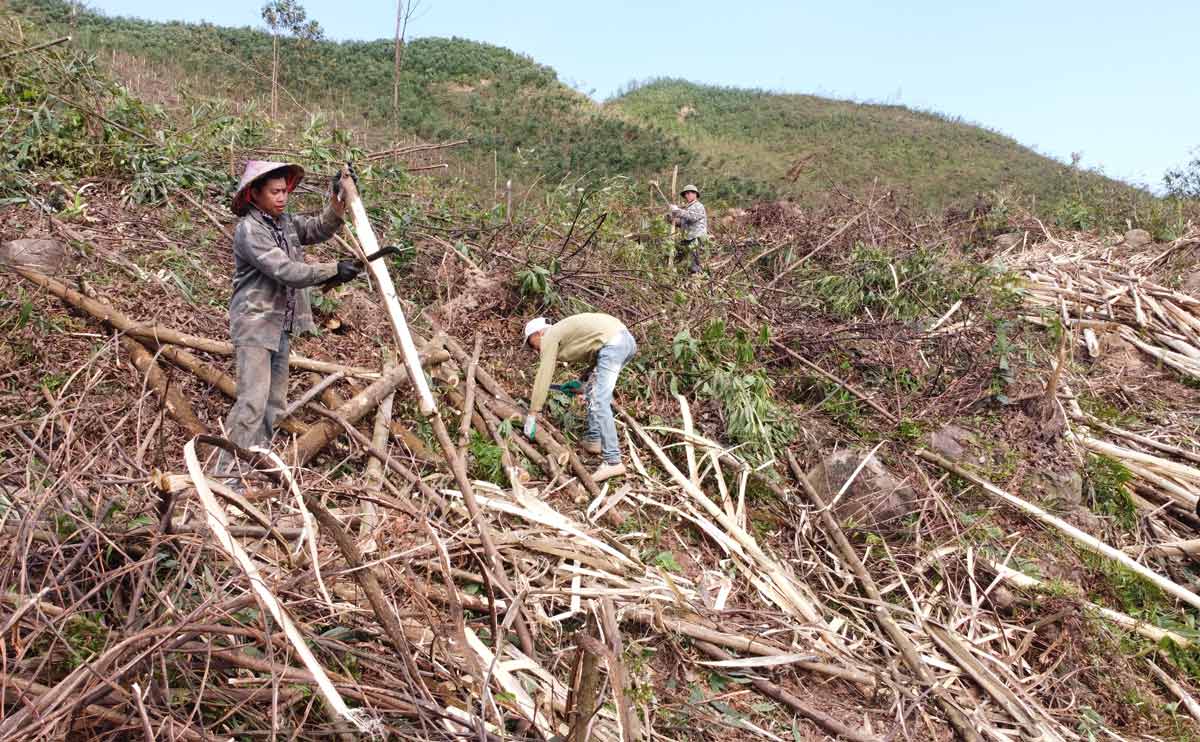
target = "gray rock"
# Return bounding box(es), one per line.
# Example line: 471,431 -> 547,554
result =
927,424 -> 975,463
1123,228 -> 1152,248
1183,272 -> 1200,297
806,448 -> 917,532
1068,506 -> 1104,534
0,238 -> 66,273
994,232 -> 1025,251
1032,467 -> 1083,508
988,584 -> 1017,611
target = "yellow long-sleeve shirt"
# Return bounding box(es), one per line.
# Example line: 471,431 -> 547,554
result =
530,313 -> 626,413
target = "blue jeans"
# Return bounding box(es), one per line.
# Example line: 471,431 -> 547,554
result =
585,330 -> 637,464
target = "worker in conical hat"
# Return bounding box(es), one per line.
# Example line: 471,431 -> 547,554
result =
218,161 -> 362,479
667,184 -> 708,274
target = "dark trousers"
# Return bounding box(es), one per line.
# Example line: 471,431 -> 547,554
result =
677,238 -> 704,274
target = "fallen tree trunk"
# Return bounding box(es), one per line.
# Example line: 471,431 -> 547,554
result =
291,346 -> 448,466
121,337 -> 207,438
8,264 -> 378,378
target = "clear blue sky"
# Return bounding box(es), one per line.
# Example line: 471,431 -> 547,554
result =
90,0 -> 1199,189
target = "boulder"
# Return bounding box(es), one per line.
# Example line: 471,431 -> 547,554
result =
927,424 -> 976,464
1030,467 -> 1083,508
1067,506 -> 1103,534
806,448 -> 918,532
1183,272 -> 1200,297
994,232 -> 1025,251
0,238 -> 67,273
1123,228 -> 1152,248
988,584 -> 1017,612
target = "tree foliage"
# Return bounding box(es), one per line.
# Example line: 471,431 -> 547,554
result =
1164,149 -> 1200,199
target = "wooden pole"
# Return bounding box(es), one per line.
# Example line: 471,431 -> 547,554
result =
340,169 -> 537,659
668,165 -> 678,238
338,169 -> 435,414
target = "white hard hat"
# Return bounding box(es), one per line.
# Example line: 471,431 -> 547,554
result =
523,317 -> 549,344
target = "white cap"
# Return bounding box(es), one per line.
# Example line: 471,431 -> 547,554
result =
523,317 -> 549,344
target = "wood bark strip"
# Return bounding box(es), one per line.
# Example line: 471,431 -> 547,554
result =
598,598 -> 640,741
621,606 -> 874,687
692,642 -> 882,742
566,624 -> 603,742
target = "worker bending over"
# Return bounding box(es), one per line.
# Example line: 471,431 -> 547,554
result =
523,313 -> 638,482
219,161 -> 361,474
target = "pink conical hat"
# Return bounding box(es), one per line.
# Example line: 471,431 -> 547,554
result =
231,160 -> 305,216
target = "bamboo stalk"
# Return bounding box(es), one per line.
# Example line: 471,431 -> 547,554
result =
985,559 -> 1192,647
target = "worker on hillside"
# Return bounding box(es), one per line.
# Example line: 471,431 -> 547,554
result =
522,313 -> 638,483
668,184 -> 708,274
217,160 -> 361,476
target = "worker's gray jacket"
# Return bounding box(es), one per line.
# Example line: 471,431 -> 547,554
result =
674,201 -> 708,241
229,204 -> 342,350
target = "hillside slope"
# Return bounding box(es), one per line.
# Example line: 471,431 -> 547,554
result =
610,78 -> 1140,210
7,8 -> 1200,741
15,0 -> 1145,213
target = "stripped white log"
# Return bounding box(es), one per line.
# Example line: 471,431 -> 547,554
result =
1121,461 -> 1199,510
675,394 -> 700,488
464,626 -> 555,735
1070,432 -> 1200,486
1123,538 -> 1200,559
254,447 -> 333,609
1147,660 -> 1200,724
340,173 -> 436,415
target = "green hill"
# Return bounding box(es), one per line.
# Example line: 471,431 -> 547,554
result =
12,0 -> 1148,214
608,78 -> 1139,210
11,0 -> 697,195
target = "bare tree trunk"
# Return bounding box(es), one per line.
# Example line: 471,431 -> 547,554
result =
271,34 -> 279,118
393,0 -> 403,112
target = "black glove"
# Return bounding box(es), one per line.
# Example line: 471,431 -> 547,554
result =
331,162 -> 359,197
324,259 -> 363,288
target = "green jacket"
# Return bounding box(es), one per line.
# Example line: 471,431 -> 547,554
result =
530,313 -> 627,413
229,205 -> 342,350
